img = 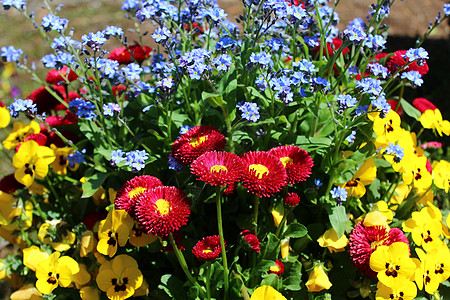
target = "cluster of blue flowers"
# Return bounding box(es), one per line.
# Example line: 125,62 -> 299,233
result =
237,102 -> 260,122
8,98 -> 36,118
110,149 -> 149,172
1,46 -> 23,63
384,143 -> 405,163
330,186 -> 348,203
68,98 -> 97,120
67,150 -> 86,168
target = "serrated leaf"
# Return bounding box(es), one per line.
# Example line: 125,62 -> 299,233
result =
260,273 -> 280,288
283,275 -> 301,291
329,205 -> 347,238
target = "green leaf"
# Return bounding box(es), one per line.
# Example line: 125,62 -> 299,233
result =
79,121 -> 108,148
201,91 -> 226,108
329,205 -> 347,238
159,274 -> 187,300
399,98 -> 421,120
260,273 -> 280,288
281,223 -> 308,239
261,233 -> 280,260
81,172 -> 109,198
283,276 -> 301,291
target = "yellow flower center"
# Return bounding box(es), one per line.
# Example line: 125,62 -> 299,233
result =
189,135 -> 208,147
269,265 -> 281,272
203,248 -> 213,253
210,165 -> 227,173
155,199 -> 171,215
128,186 -> 147,199
279,157 -> 293,167
249,164 -> 269,179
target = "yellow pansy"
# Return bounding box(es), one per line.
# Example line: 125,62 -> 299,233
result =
251,285 -> 287,300
80,286 -> 100,300
389,183 -> 410,209
402,155 -> 432,190
375,277 -> 417,300
10,284 -> 43,300
305,264 -> 332,292
96,254 -> 143,300
317,228 -> 348,253
363,210 -> 388,227
341,158 -> 376,198
369,242 -> 416,288
129,222 -> 158,247
13,140 -> 55,187
80,230 -> 96,257
373,110 -> 403,146
2,121 -> 40,150
134,279 -> 150,297
73,264 -> 91,289
97,209 -> 134,257
432,160 -> 450,192
402,206 -> 443,252
413,245 -> 450,295
50,145 -> 73,175
38,220 -> 76,252
0,106 -> 10,128
35,252 -> 80,294
419,108 -> 450,136
22,246 -> 49,272
375,201 -> 393,224
2,200 -> 33,232
0,190 -> 21,225
382,130 -> 416,174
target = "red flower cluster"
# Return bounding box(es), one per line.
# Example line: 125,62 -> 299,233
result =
241,229 -> 261,253
283,192 -> 300,207
45,66 -> 78,85
108,45 -> 152,64
135,186 -> 191,237
192,235 -> 223,261
412,97 -> 437,113
385,50 -> 429,76
27,85 -> 79,114
115,175 -> 163,218
348,222 -> 409,277
172,125 -> 226,165
114,175 -> 191,237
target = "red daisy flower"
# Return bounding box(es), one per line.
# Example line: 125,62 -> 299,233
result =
192,235 -> 223,261
240,151 -> 287,197
190,151 -> 243,187
45,66 -> 78,85
115,175 -> 163,218
313,38 -> 350,56
268,146 -> 313,185
108,45 -> 152,64
241,229 -> 261,253
348,222 -> 409,278
412,97 -> 437,113
171,125 -> 226,165
45,110 -> 78,127
268,260 -> 285,277
283,192 -> 300,207
135,186 -> 191,237
385,50 -> 429,76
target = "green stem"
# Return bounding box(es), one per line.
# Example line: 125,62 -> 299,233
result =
275,207 -> 290,238
215,187 -> 229,299
169,234 -> 208,298
252,194 -> 260,234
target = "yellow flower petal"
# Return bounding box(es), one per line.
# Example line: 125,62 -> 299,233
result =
251,285 -> 287,300
22,246 -> 49,272
0,106 -> 10,129
305,265 -> 332,292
